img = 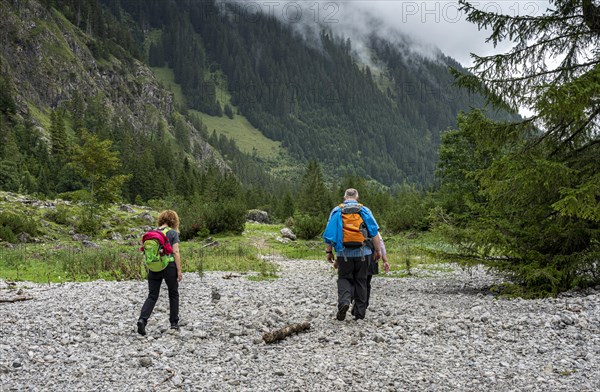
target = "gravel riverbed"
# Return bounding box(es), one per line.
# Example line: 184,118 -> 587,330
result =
1,258 -> 599,391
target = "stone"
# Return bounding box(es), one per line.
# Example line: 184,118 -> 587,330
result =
373,335 -> 385,343
71,233 -> 90,241
0,248 -> 596,391
280,228 -> 296,241
138,212 -> 155,224
139,357 -> 152,367
246,209 -> 270,224
82,240 -> 99,248
17,232 -> 33,243
119,205 -> 135,213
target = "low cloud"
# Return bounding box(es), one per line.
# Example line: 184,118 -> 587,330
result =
218,0 -> 551,66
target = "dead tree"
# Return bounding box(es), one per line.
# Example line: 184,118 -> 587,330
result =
0,295 -> 33,303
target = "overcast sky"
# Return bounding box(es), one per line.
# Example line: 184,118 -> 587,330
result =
341,0 -> 552,65
233,0 -> 553,66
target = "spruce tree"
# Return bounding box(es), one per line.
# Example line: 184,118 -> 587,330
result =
298,160 -> 330,218
442,0 -> 600,294
49,109 -> 69,159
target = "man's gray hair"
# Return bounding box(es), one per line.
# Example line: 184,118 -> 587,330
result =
344,188 -> 359,200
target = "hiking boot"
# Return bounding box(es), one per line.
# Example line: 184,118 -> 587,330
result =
170,323 -> 180,331
137,319 -> 146,336
336,303 -> 350,321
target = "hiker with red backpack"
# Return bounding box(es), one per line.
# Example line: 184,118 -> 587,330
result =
323,188 -> 381,321
137,210 -> 182,335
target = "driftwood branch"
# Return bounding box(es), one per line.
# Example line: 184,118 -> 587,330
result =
154,367 -> 175,387
262,322 -> 311,344
222,273 -> 241,279
0,295 -> 33,303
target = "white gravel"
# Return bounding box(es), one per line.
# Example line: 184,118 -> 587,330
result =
1,258 -> 599,391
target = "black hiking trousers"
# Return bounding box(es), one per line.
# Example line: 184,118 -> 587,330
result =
337,255 -> 371,319
139,262 -> 179,325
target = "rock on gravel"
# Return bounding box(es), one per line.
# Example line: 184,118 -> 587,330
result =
1,258 -> 599,391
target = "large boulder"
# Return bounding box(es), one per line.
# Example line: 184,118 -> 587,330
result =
246,209 -> 270,224
280,228 -> 297,241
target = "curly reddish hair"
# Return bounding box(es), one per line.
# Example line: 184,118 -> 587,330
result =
157,210 -> 180,231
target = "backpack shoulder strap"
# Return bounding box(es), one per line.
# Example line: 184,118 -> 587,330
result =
340,203 -> 363,214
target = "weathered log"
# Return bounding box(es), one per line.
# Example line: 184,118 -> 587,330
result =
262,322 -> 311,344
0,295 -> 33,303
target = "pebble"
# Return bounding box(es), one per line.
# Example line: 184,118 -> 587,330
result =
0,258 -> 598,391
139,357 -> 152,368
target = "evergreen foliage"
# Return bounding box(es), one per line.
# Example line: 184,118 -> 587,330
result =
439,1 -> 600,295
294,160 -> 330,239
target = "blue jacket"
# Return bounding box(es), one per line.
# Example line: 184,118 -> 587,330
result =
322,199 -> 379,256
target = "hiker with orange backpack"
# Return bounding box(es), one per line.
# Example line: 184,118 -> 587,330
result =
137,210 -> 182,335
323,188 -> 381,321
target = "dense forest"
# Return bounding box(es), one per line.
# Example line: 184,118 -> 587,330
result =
33,0 -> 502,185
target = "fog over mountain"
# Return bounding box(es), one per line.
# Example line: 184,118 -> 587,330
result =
220,0 -> 551,66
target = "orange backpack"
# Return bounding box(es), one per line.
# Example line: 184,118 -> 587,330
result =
339,203 -> 367,248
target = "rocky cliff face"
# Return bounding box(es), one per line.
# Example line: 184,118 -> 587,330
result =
0,0 -> 224,169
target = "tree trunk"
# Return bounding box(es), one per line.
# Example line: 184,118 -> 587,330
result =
583,0 -> 600,35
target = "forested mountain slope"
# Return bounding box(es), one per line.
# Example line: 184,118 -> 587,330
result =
134,0 -> 513,185
1,0 -> 514,193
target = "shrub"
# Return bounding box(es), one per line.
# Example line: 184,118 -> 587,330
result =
57,190 -> 91,202
44,205 -> 71,225
0,225 -> 16,243
224,104 -> 234,119
76,212 -> 101,235
294,214 -> 324,240
0,212 -> 39,242
202,201 -> 246,235
180,199 -> 247,239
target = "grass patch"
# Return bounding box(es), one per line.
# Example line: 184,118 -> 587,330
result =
559,369 -> 577,376
0,244 -> 143,283
151,66 -> 186,108
183,240 -> 278,280
0,240 -> 279,283
191,108 -> 283,160
247,274 -> 278,282
0,194 -> 467,283
382,231 -> 465,276
27,103 -> 51,130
